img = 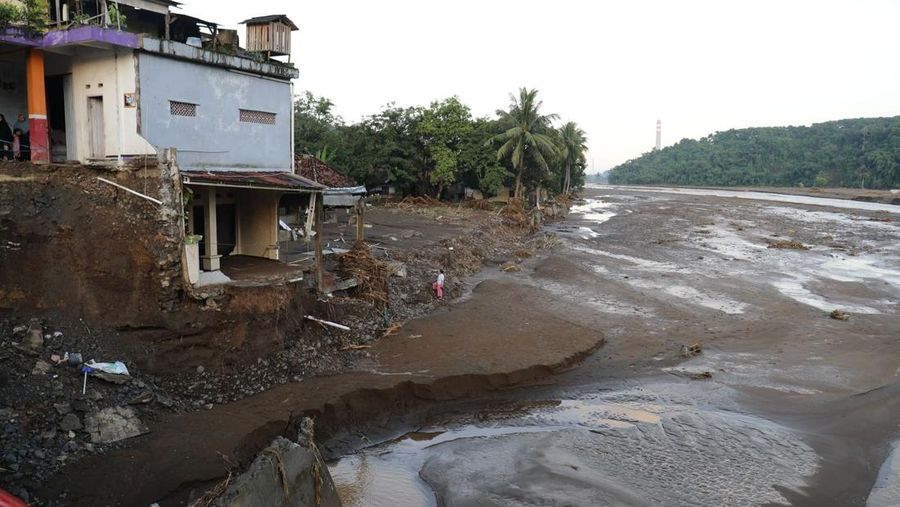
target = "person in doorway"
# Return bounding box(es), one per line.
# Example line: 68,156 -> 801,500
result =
13,114 -> 27,136
433,269 -> 445,299
0,115 -> 13,160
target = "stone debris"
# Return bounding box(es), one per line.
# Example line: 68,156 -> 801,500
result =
830,309 -> 850,321
84,406 -> 149,444
59,413 -> 83,432
31,360 -> 52,376
767,239 -> 810,250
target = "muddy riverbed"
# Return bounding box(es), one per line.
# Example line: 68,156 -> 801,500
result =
328,186 -> 900,506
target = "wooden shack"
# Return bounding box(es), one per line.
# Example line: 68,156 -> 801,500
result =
240,14 -> 298,58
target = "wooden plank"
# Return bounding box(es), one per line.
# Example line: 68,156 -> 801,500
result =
314,192 -> 324,292
356,200 -> 365,243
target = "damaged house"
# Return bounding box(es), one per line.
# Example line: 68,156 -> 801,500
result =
0,0 -> 330,288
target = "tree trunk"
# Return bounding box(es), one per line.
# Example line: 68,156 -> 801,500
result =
513,170 -> 523,200
564,162 -> 571,195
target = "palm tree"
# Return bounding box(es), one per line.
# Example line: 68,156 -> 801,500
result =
557,122 -> 588,195
486,88 -> 558,200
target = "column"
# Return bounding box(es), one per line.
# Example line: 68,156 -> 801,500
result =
314,192 -> 324,292
26,49 -> 49,164
201,189 -> 221,271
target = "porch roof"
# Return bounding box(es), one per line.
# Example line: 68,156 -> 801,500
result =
182,170 -> 325,192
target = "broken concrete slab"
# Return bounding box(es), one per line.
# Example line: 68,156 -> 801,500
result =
84,407 -> 149,444
211,434 -> 340,507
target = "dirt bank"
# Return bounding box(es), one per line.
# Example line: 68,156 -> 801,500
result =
40,279 -> 604,505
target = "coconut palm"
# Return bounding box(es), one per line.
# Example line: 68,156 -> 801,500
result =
486,88 -> 558,200
557,122 -> 588,195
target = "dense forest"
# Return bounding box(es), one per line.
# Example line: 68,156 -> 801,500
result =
293,89 -> 588,199
608,117 -> 900,189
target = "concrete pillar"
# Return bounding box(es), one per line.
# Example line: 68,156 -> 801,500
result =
201,188 -> 221,271
26,49 -> 49,165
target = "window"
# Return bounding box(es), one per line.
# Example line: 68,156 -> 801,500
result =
240,109 -> 276,125
170,101 -> 197,117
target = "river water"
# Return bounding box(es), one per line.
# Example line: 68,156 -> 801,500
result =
329,186 -> 900,506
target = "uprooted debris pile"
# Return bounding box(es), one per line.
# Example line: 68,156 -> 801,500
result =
767,239 -> 810,250
338,242 -> 390,304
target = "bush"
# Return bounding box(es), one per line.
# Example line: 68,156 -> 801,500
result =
814,175 -> 829,187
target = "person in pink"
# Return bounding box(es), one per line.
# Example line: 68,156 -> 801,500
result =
433,269 -> 445,299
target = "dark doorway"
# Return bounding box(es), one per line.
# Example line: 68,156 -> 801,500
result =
192,201 -> 237,264
216,204 -> 236,256
45,74 -> 68,163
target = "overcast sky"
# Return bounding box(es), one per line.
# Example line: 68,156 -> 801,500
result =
180,0 -> 900,173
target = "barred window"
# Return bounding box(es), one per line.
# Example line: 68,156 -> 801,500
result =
170,101 -> 197,117
240,109 -> 276,125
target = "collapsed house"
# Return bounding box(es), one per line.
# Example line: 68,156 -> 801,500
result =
0,0 -> 339,289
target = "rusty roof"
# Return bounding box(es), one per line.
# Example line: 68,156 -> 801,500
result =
295,155 -> 357,188
182,170 -> 324,191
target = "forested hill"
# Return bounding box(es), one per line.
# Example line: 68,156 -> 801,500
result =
608,117 -> 900,189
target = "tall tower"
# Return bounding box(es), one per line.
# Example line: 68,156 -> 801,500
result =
655,119 -> 661,151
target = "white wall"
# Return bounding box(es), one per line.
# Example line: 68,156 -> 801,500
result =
53,48 -> 156,162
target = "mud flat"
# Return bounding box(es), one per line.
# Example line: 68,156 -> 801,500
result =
41,280 -> 604,506
329,186 -> 900,506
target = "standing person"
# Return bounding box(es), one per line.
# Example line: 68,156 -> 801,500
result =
0,115 -> 12,160
13,113 -> 27,136
433,269 -> 445,299
11,129 -> 20,160
14,114 -> 28,161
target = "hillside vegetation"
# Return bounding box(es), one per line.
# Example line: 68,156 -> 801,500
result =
609,117 -> 900,189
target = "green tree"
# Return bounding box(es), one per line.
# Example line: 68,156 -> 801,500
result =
418,97 -> 473,197
556,121 -> 588,195
487,88 -> 559,200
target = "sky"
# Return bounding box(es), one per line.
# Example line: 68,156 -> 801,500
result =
179,0 -> 900,173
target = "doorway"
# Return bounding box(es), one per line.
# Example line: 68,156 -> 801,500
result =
87,96 -> 104,159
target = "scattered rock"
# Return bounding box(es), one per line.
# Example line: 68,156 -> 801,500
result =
196,365 -> 205,374
53,403 -> 72,415
84,406 -> 149,444
830,309 -> 850,321
59,413 -> 82,432
31,360 -> 52,376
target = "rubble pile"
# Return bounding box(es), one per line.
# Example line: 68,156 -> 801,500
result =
0,320 -> 172,503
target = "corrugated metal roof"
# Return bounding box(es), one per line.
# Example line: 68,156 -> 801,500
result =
182,170 -> 324,192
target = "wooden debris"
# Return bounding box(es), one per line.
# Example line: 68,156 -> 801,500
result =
340,344 -> 372,351
501,262 -> 521,272
382,322 -> 403,338
767,239 -> 810,250
680,343 -> 703,358
305,315 -> 351,331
